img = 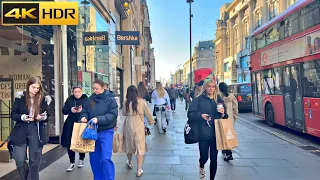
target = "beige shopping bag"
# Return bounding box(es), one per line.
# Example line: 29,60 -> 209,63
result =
70,123 -> 95,153
214,119 -> 238,150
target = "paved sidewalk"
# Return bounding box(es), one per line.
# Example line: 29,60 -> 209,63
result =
40,101 -> 320,180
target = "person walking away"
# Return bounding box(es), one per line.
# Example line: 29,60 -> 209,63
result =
184,88 -> 191,111
80,79 -> 118,180
218,82 -> 238,161
151,82 -> 171,133
167,84 -> 177,112
10,77 -> 51,180
138,82 -> 151,126
61,86 -> 88,171
122,85 -> 154,177
188,79 -> 228,180
178,88 -> 184,103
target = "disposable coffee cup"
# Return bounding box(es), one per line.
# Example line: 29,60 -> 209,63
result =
217,104 -> 223,111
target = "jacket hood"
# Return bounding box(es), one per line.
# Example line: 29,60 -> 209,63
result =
223,95 -> 234,103
16,91 -> 52,105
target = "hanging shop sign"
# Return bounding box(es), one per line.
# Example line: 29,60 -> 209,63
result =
115,31 -> 140,45
83,31 -> 108,46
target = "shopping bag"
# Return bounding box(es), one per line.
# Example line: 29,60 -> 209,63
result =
214,119 -> 238,150
70,123 -> 95,153
82,119 -> 98,141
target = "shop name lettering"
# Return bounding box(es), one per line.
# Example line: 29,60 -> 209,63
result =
117,35 -> 138,41
84,35 -> 106,42
76,142 -> 94,150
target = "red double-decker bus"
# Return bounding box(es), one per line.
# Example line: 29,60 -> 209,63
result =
250,0 -> 320,137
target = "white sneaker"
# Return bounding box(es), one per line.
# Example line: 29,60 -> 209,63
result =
199,167 -> 206,180
78,160 -> 84,168
126,160 -> 133,169
67,163 -> 75,172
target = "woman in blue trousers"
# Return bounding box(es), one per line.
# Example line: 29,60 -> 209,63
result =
80,79 -> 118,180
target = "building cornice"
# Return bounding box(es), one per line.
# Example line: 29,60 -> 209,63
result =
226,0 -> 241,12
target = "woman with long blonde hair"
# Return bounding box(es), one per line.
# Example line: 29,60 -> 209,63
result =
151,82 -> 170,133
188,79 -> 228,180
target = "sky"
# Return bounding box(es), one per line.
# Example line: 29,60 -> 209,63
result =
148,0 -> 230,81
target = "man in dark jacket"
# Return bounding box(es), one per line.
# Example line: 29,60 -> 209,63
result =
61,86 -> 88,172
168,84 -> 178,112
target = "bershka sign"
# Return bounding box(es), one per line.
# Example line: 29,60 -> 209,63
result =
115,31 -> 140,45
83,31 -> 108,46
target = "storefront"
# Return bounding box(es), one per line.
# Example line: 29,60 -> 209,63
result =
238,56 -> 251,83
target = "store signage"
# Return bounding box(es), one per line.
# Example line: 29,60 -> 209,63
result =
115,31 -> 140,45
83,31 -> 108,46
1,2 -> 78,25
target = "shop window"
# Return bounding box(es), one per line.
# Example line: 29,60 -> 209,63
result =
303,60 -> 320,98
300,1 -> 320,31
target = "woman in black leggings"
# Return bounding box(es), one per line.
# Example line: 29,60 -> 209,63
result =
188,79 -> 228,180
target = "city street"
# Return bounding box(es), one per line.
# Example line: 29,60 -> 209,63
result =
39,102 -> 320,180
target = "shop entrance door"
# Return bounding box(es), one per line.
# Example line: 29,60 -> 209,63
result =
0,78 -> 14,141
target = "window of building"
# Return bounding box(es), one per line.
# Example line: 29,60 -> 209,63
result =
224,62 -> 229,72
287,0 -> 296,7
255,12 -> 262,29
243,20 -> 249,37
240,56 -> 249,69
234,27 -> 238,41
200,47 -> 204,51
209,46 -> 213,50
269,0 -> 279,20
245,37 -> 250,50
303,60 -> 320,98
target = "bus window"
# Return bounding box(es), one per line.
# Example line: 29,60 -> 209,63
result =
303,60 -> 320,98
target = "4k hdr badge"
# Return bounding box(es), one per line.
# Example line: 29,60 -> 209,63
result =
1,1 -> 79,25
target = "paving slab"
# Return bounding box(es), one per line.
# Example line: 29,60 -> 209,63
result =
39,102 -> 320,180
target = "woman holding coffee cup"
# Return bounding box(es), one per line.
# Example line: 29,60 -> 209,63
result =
188,79 -> 228,180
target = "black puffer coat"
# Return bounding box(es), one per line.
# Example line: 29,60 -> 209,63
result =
187,93 -> 228,141
60,94 -> 88,148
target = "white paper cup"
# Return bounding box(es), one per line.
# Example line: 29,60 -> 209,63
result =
217,104 -> 223,111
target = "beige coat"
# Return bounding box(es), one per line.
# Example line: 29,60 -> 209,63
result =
222,93 -> 238,124
122,98 -> 154,155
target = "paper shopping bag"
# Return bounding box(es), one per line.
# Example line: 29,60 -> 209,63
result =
215,119 -> 238,150
70,123 -> 95,153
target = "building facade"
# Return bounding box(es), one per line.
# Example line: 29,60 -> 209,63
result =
215,0 -> 298,84
194,40 -> 215,71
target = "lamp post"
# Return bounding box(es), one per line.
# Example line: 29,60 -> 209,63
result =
187,0 -> 193,88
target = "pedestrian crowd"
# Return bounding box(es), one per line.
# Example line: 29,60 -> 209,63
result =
8,76 -> 238,180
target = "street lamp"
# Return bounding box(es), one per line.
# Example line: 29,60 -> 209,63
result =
187,0 -> 194,88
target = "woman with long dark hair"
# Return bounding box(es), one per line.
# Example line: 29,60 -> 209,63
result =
61,86 -> 88,171
138,82 -> 150,103
80,79 -> 118,180
219,82 -> 238,161
188,79 -> 228,180
122,85 -> 154,176
10,77 -> 51,180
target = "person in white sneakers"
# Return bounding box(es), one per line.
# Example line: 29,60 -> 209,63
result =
188,79 -> 228,180
61,87 -> 88,172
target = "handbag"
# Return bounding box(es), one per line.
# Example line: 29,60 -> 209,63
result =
81,119 -> 98,141
138,114 -> 151,136
184,120 -> 199,144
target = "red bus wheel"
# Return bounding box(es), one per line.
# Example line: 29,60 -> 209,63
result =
265,104 -> 275,127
